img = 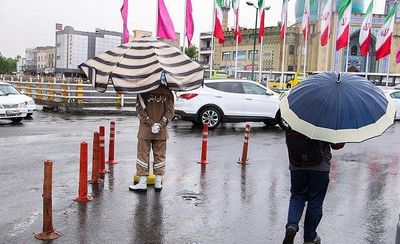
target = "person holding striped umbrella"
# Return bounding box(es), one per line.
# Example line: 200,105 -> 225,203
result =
80,37 -> 204,191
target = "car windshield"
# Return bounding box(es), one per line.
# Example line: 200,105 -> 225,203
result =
0,84 -> 20,95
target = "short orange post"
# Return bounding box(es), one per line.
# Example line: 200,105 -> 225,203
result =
89,132 -> 101,184
99,126 -> 107,174
34,160 -> 62,240
107,121 -> 117,164
74,141 -> 92,202
238,124 -> 251,164
197,123 -> 210,165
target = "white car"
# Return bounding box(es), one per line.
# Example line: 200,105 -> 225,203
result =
0,91 -> 28,123
0,81 -> 36,117
385,89 -> 400,120
175,79 -> 287,129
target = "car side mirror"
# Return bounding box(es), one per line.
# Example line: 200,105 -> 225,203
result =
265,90 -> 273,96
20,91 -> 25,95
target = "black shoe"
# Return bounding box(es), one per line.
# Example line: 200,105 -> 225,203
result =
304,235 -> 321,244
283,225 -> 297,244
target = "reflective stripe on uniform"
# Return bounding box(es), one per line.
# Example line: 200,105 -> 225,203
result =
137,159 -> 148,169
154,162 -> 165,169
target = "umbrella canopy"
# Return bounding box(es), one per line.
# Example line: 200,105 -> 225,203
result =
280,72 -> 395,143
79,37 -> 204,94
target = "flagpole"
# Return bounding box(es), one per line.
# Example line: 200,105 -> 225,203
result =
345,2 -> 352,72
325,1 -> 333,72
303,31 -> 308,77
210,1 -> 216,77
386,55 -> 391,87
155,0 -> 159,38
259,36 -> 263,82
235,37 -> 239,79
182,0 -> 187,54
280,31 -> 287,89
365,52 -> 369,78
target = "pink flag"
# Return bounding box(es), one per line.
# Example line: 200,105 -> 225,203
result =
120,0 -> 129,44
397,49 -> 400,64
185,0 -> 194,46
157,0 -> 176,40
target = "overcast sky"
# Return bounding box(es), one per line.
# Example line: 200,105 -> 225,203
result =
0,0 -> 385,58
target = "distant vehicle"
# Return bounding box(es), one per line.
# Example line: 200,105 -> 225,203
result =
0,82 -> 36,117
385,89 -> 400,120
0,91 -> 28,123
268,72 -> 307,89
175,79 -> 288,129
204,70 -> 228,80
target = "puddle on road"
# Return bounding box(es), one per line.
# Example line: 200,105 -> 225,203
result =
176,191 -> 204,206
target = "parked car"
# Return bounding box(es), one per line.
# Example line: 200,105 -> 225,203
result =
0,81 -> 36,117
0,91 -> 28,123
385,89 -> 400,120
175,79 -> 288,129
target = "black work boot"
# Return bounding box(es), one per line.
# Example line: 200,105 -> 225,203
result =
283,225 -> 297,244
304,235 -> 321,244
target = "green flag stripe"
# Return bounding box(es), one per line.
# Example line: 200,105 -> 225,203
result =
216,0 -> 223,8
365,0 -> 373,15
258,0 -> 263,8
338,0 -> 352,19
385,2 -> 397,22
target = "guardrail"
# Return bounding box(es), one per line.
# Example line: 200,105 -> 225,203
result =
0,75 -> 136,108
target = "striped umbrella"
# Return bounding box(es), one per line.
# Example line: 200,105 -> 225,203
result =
280,72 -> 395,143
79,37 -> 204,94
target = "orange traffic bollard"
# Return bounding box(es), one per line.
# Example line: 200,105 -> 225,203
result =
238,124 -> 251,164
98,126 -> 107,174
34,160 -> 62,240
74,141 -> 93,202
89,132 -> 101,184
197,123 -> 210,165
107,121 -> 117,164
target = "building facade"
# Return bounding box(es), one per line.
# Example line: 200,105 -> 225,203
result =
24,46 -> 56,75
55,26 -> 123,74
200,0 -> 400,76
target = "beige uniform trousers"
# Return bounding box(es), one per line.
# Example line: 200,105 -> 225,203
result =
136,139 -> 166,176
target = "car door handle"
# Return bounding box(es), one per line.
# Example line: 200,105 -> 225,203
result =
215,96 -> 223,98
245,98 -> 252,101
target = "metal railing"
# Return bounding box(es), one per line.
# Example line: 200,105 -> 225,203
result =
0,75 -> 136,107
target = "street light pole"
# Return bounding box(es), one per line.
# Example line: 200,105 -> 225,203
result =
251,8 -> 258,81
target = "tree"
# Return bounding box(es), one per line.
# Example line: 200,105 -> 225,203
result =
0,55 -> 17,74
181,45 -> 198,60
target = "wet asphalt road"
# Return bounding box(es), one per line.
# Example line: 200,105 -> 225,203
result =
1,111 -> 400,244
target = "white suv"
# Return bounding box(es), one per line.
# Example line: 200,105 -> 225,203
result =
175,79 -> 287,129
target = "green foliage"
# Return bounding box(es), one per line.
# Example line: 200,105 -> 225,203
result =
181,45 -> 198,60
0,54 -> 17,74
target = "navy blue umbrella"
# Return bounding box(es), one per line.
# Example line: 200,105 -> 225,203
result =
280,72 -> 395,143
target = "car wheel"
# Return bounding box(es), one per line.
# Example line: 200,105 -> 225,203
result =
199,107 -> 221,129
276,110 -> 289,130
11,117 -> 23,123
263,120 -> 277,127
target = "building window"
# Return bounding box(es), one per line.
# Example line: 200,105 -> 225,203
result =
351,45 -> 358,56
233,51 -> 246,60
222,52 -> 231,61
248,50 -> 258,59
289,45 -> 295,55
57,56 -> 61,60
288,65 -> 294,71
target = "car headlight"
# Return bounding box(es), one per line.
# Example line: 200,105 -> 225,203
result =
18,103 -> 27,108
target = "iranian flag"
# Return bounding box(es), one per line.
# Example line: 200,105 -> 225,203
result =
376,2 -> 397,61
302,0 -> 310,40
280,0 -> 288,40
320,0 -> 333,46
232,0 -> 242,43
359,0 -> 373,56
336,0 -> 352,51
214,0 -> 225,44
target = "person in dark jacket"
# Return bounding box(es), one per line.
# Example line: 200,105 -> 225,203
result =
283,129 -> 345,244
